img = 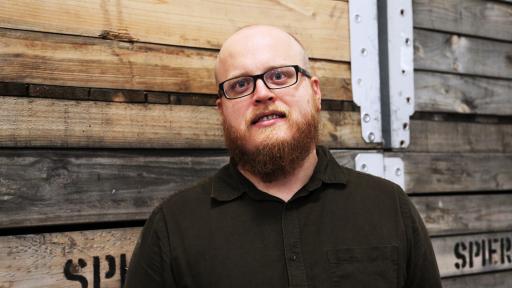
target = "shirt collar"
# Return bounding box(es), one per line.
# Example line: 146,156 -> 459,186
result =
210,146 -> 347,202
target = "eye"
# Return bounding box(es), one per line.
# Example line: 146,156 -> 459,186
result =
265,67 -> 294,86
227,77 -> 252,93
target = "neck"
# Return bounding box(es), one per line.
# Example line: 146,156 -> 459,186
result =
238,145 -> 318,202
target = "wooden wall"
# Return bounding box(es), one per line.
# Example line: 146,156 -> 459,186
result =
410,0 -> 512,285
0,0 -> 511,287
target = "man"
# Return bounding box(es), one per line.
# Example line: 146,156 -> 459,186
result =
126,25 -> 442,287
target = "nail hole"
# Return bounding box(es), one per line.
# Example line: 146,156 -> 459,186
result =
400,140 -> 406,147
405,38 -> 411,46
361,48 -> 368,56
401,69 -> 406,75
403,122 -> 408,130
400,9 -> 405,16
355,14 -> 362,23
357,78 -> 363,85
406,97 -> 411,104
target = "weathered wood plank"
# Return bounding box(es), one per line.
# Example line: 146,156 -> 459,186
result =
414,29 -> 512,79
409,120 -> 512,153
413,0 -> 512,41
442,270 -> 512,288
0,96 -> 368,149
0,227 -> 139,288
1,149 -> 511,229
415,71 -> 512,115
0,149 -> 229,228
0,28 -> 351,100
411,194 -> 512,236
0,0 -> 349,61
1,228 -> 511,286
394,153 -> 512,193
0,149 -> 360,229
432,231 -> 512,277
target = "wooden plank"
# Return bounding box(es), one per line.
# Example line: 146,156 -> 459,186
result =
442,270 -> 512,288
413,0 -> 512,41
411,194 -> 512,236
0,28 -> 351,101
432,231 -> 512,277
395,153 -> 512,193
0,149 -> 229,228
0,149 -> 362,229
1,225 -> 511,286
409,120 -> 512,153
0,96 -> 368,149
0,0 -> 349,61
2,149 -> 511,229
415,71 -> 512,115
0,227 -> 139,288
414,28 -> 512,79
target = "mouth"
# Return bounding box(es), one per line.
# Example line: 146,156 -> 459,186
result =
250,110 -> 287,125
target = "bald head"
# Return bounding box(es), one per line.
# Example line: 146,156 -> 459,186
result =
215,25 -> 309,84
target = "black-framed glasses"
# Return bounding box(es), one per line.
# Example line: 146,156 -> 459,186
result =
218,65 -> 312,99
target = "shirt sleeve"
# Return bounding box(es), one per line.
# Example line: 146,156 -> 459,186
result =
399,191 -> 443,288
125,205 -> 176,288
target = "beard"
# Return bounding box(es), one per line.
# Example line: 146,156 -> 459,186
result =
222,104 -> 320,183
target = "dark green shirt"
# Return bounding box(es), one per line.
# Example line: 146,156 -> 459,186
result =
126,146 -> 441,287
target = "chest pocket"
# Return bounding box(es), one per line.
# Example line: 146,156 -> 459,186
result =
327,245 -> 398,288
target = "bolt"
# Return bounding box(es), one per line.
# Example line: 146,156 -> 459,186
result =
368,132 -> 375,142
363,113 -> 371,123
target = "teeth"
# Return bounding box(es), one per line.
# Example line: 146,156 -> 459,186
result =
260,114 -> 279,121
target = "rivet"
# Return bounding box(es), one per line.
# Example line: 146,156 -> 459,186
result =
363,113 -> 371,123
368,132 -> 375,142
401,69 -> 406,75
395,168 -> 402,176
355,14 -> 362,23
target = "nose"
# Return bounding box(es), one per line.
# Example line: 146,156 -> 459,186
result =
252,78 -> 275,104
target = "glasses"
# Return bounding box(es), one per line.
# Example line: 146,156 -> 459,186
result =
218,65 -> 312,99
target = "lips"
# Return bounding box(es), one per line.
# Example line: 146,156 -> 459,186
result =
250,110 -> 287,125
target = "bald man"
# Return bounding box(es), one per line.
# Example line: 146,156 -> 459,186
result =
126,25 -> 441,288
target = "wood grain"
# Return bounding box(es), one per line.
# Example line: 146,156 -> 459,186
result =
0,28 -> 352,100
415,71 -> 512,115
0,96 -> 368,149
409,120 -> 512,153
394,152 -> 512,193
442,270 -> 512,288
1,227 -> 512,286
432,231 -> 512,277
1,149 -> 511,229
0,227 -> 139,288
411,194 -> 512,236
0,0 -> 349,61
414,29 -> 512,79
413,0 -> 512,41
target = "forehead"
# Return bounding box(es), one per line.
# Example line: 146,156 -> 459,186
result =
216,27 -> 305,82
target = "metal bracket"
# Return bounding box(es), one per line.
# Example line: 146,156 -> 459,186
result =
378,0 -> 415,148
349,0 -> 382,144
355,153 -> 405,189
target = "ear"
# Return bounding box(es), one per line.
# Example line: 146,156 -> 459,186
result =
310,77 -> 322,111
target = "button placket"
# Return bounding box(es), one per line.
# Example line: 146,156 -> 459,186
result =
282,204 -> 308,287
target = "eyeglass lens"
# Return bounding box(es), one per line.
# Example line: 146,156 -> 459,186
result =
223,66 -> 298,99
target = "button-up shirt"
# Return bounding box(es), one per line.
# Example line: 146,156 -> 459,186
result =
126,146 -> 442,287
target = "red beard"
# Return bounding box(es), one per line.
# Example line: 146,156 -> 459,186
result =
222,105 -> 319,183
